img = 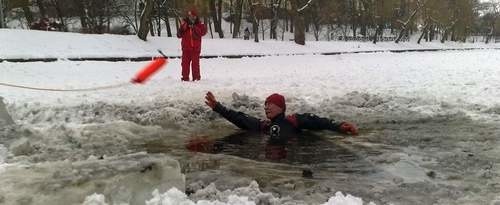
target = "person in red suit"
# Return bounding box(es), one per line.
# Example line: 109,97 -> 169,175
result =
177,9 -> 207,81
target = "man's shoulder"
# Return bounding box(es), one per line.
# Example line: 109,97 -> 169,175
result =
285,114 -> 299,128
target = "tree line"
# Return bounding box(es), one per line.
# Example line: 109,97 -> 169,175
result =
2,0 -> 500,45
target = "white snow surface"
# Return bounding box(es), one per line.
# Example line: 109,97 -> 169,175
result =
1,29 -> 499,59
1,29 -> 500,205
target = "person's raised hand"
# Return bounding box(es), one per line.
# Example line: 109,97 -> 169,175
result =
339,122 -> 358,136
205,91 -> 218,109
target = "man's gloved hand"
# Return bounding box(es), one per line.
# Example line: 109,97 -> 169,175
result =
186,136 -> 216,153
205,91 -> 218,109
339,122 -> 358,135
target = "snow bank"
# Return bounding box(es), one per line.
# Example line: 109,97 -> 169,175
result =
0,29 -> 499,59
82,181 -> 375,205
323,192 -> 376,205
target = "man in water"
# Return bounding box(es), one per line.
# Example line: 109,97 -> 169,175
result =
204,92 -> 358,140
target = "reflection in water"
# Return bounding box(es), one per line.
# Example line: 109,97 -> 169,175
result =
185,132 -> 374,174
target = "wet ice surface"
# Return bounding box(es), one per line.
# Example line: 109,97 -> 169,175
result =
1,51 -> 500,204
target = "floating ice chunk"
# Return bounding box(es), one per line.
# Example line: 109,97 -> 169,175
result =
0,144 -> 7,164
82,193 -> 109,205
322,191 -> 375,205
146,187 -> 256,205
146,188 -> 195,205
0,96 -> 14,126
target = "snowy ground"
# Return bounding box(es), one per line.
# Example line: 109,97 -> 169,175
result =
1,29 -> 500,204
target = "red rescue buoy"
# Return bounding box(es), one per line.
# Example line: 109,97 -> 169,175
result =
131,57 -> 168,84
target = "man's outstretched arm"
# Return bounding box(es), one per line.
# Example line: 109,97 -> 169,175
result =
205,92 -> 262,131
290,113 -> 358,135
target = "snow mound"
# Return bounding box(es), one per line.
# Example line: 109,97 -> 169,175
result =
0,96 -> 14,126
323,192 -> 376,205
84,181 -> 375,205
83,193 -> 109,205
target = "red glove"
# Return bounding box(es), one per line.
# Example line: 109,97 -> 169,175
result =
186,136 -> 215,153
339,122 -> 358,135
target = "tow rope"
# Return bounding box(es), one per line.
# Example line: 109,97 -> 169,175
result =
0,50 -> 169,92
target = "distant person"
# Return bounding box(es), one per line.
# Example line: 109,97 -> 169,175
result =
31,18 -> 52,31
243,27 -> 250,40
177,9 -> 207,81
204,92 -> 358,141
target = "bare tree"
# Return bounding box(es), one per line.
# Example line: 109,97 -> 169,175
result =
49,0 -> 68,31
232,0 -> 243,38
138,0 -> 154,40
485,1 -> 500,44
209,0 -> 223,38
20,6 -> 34,26
270,0 -> 282,39
217,0 -> 223,37
395,0 -> 425,43
0,0 -> 4,28
248,0 -> 260,42
36,0 -> 47,18
290,0 -> 312,45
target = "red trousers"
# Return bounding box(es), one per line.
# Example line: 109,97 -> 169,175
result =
181,49 -> 201,80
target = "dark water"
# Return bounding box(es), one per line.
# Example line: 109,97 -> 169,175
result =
143,116 -> 500,205
188,132 -> 376,174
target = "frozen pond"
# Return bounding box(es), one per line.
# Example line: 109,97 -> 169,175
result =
1,51 -> 500,204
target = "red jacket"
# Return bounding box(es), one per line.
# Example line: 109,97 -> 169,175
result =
177,19 -> 207,51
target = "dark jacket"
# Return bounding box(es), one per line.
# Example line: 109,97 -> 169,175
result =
213,103 -> 343,141
177,18 -> 207,51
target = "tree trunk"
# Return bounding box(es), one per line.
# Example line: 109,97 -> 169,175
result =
282,15 -> 286,40
261,19 -> 265,41
165,16 -> 172,37
285,13 -> 289,32
372,24 -> 383,44
270,0 -> 281,39
209,0 -> 224,38
138,0 -> 154,41
22,7 -> 34,26
149,21 -> 155,36
53,0 -> 67,31
229,0 -> 233,33
106,0 -> 111,33
486,17 -> 497,44
217,0 -> 224,38
395,0 -> 425,43
0,0 -> 4,28
207,17 -> 214,38
429,24 -> 435,42
74,0 -> 88,31
248,1 -> 259,42
441,20 -> 457,43
209,0 -> 218,32
36,0 -> 47,18
290,0 -> 305,45
232,0 -> 243,38
156,0 -> 162,36
441,29 -> 448,43
417,23 -> 429,44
